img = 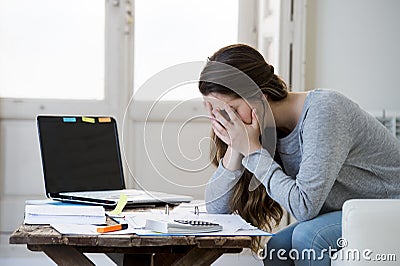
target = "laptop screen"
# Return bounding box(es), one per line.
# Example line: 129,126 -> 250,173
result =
37,116 -> 125,194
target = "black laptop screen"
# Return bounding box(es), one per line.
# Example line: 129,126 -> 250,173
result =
37,116 -> 125,194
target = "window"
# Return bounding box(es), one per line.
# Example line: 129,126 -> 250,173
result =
134,0 -> 239,101
0,0 -> 105,100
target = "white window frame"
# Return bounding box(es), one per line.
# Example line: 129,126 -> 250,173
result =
279,0 -> 307,92
129,0 -> 259,122
0,0 -> 132,121
257,0 -> 307,92
0,0 -> 306,121
129,0 -> 307,122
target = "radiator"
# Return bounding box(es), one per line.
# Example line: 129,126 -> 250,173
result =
374,110 -> 400,140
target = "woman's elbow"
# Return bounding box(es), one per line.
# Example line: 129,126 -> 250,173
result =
205,198 -> 231,214
206,204 -> 221,214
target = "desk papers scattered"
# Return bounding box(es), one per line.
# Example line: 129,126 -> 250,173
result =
125,212 -> 273,236
26,200 -> 273,236
169,200 -> 207,214
24,205 -> 106,225
50,223 -> 137,235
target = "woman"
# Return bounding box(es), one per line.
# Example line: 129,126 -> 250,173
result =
199,44 -> 400,265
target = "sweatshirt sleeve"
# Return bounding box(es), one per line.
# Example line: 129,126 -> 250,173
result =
242,102 -> 352,221
204,159 -> 243,214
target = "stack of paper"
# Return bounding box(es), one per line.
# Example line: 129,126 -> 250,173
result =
24,205 -> 106,225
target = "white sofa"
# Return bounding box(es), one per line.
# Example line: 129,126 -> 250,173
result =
331,199 -> 400,265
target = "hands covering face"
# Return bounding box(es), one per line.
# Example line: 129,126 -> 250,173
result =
204,100 -> 262,156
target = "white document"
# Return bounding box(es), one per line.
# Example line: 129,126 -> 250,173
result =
51,224 -> 99,235
124,212 -> 273,236
170,200 -> 207,214
24,205 -> 106,225
50,223 -> 137,235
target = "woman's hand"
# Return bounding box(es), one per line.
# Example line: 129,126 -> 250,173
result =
211,104 -> 262,156
204,100 -> 244,170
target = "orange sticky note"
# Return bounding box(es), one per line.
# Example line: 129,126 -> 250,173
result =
98,117 -> 111,123
82,116 -> 95,123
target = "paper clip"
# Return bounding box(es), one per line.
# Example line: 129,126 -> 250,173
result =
165,204 -> 169,215
194,206 -> 199,215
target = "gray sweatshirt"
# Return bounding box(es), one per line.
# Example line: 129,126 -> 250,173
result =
205,89 -> 400,221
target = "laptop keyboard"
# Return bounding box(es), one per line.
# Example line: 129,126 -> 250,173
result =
63,189 -> 146,199
59,189 -> 193,204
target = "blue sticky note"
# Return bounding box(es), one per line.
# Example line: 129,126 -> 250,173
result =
63,117 -> 76,123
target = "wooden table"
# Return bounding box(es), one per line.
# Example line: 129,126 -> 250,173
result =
9,224 -> 253,266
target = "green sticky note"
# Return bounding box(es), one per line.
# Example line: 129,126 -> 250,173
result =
82,116 -> 95,123
110,193 -> 128,215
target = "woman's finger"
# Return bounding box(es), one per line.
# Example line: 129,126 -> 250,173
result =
206,101 -> 213,116
223,104 -> 240,123
213,108 -> 232,128
212,122 -> 230,145
204,100 -> 214,118
212,120 -> 227,135
251,108 -> 259,128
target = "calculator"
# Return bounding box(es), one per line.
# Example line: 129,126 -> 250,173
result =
174,219 -> 220,226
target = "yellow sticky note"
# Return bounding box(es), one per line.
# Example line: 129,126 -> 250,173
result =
98,117 -> 111,123
110,193 -> 128,215
82,116 -> 95,123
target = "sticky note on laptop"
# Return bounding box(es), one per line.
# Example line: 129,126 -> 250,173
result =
63,117 -> 76,123
98,117 -> 112,123
110,193 -> 128,215
82,116 -> 95,123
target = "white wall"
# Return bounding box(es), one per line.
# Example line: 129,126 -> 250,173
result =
126,101 -> 215,199
131,121 -> 213,199
0,120 -> 45,232
305,0 -> 400,111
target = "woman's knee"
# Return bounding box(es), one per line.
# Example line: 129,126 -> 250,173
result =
291,211 -> 342,252
264,223 -> 298,266
267,222 -> 298,252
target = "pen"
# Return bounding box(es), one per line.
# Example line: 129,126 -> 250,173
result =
97,223 -> 128,233
107,214 -> 125,224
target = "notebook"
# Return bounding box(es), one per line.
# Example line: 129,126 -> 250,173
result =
36,115 -> 193,207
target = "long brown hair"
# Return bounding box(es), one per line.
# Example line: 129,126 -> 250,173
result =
199,44 -> 286,251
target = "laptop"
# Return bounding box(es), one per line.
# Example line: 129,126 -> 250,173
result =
36,115 -> 193,207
